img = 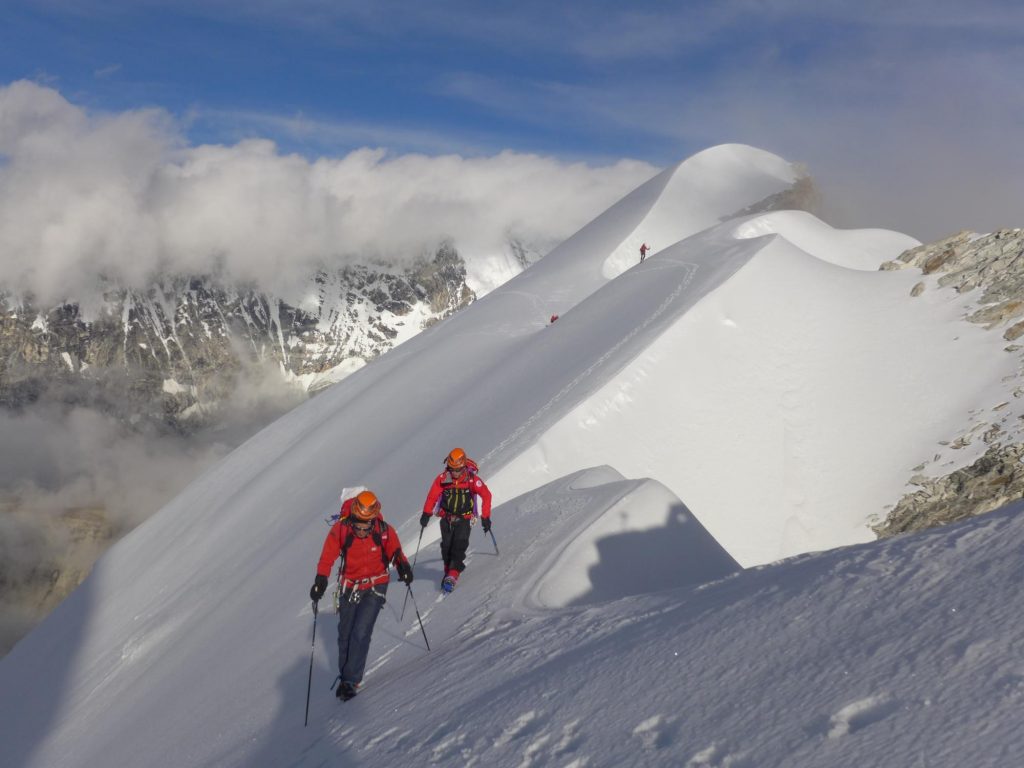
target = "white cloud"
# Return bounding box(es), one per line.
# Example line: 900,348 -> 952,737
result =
0,81 -> 657,305
93,63 -> 121,79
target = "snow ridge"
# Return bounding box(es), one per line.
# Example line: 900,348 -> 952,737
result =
2,144 -> 1018,768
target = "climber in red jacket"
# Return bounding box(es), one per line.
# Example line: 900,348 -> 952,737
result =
420,448 -> 492,593
309,489 -> 412,701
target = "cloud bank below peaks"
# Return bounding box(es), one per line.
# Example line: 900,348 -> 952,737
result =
0,81 -> 657,305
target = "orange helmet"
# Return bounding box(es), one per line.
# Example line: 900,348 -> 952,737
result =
446,448 -> 467,471
350,490 -> 381,521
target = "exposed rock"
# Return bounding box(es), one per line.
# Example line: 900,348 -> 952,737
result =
1005,320 -> 1024,341
0,245 -> 475,434
876,228 -> 1024,537
884,229 -> 1024,305
723,174 -> 822,221
875,445 -> 1024,538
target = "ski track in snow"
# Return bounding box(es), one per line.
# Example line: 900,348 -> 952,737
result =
482,261 -> 699,470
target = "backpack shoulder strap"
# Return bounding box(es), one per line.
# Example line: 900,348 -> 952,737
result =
338,519 -> 392,571
375,519 -> 392,568
340,521 -> 355,554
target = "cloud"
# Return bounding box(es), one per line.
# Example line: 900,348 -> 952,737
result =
0,406 -> 220,654
431,4 -> 1024,241
0,404 -> 233,534
93,63 -> 121,78
0,81 -> 657,305
0,357 -> 309,654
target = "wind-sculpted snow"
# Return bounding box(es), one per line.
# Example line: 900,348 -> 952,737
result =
366,467 -> 735,679
333,500 -> 1024,768
601,144 -> 803,279
526,473 -> 740,608
497,215 -> 1013,566
3,144 -> 1019,767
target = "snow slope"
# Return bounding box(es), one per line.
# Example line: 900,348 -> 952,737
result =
495,210 -> 1014,565
2,144 -> 1021,767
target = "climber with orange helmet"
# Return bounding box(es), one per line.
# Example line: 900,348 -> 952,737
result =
420,448 -> 493,593
309,489 -> 413,700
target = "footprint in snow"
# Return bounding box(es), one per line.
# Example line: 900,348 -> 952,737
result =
493,710 -> 541,748
685,742 -> 753,767
827,693 -> 900,738
631,714 -> 675,751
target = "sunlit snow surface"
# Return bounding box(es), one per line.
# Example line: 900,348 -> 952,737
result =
3,144 -> 1022,767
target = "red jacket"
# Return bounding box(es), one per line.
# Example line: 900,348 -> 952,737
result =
422,469 -> 492,520
316,500 -> 407,588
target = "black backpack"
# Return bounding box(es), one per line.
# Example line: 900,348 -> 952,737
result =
439,457 -> 480,516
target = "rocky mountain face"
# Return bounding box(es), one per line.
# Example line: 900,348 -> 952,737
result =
0,243 -> 474,433
876,229 -> 1024,537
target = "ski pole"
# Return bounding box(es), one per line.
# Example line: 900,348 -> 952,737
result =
405,584 -> 431,651
304,601 -> 318,727
411,525 -> 424,567
400,526 -> 425,622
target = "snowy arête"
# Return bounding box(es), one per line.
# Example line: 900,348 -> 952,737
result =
2,144 -> 1021,768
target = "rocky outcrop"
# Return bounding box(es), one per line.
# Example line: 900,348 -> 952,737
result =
874,444 -> 1024,537
724,174 -> 822,220
882,229 -> 1024,328
877,229 -> 1024,537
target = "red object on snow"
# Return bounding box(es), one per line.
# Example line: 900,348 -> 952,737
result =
550,314 -> 559,323
422,467 -> 493,522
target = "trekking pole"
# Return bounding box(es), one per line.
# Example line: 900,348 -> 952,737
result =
405,585 -> 431,651
304,601 -> 319,727
400,526 -> 425,622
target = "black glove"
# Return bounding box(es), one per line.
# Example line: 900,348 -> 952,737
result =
481,517 -> 492,533
309,574 -> 328,602
396,559 -> 414,585
419,513 -> 431,528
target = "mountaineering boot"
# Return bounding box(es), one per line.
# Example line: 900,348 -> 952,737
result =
441,570 -> 459,593
337,681 -> 358,701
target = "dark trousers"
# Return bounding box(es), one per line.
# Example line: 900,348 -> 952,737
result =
440,516 -> 472,573
337,582 -> 387,685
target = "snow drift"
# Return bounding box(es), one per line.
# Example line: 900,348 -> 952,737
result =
2,143 -> 1020,768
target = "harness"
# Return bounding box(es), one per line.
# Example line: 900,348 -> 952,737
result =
333,518 -> 393,609
439,470 -> 478,519
335,577 -> 388,607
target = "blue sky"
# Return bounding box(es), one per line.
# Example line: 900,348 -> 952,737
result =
2,1 -> 1023,241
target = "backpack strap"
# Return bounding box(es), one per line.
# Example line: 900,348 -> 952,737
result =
339,518 -> 392,572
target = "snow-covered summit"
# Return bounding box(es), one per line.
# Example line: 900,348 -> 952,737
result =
2,144 -> 1020,767
600,143 -> 804,278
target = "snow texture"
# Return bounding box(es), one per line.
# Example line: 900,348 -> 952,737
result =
2,143 -> 1021,768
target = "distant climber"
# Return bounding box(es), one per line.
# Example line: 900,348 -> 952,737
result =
419,448 -> 493,593
640,243 -> 651,262
309,490 -> 413,701
550,314 -> 559,324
